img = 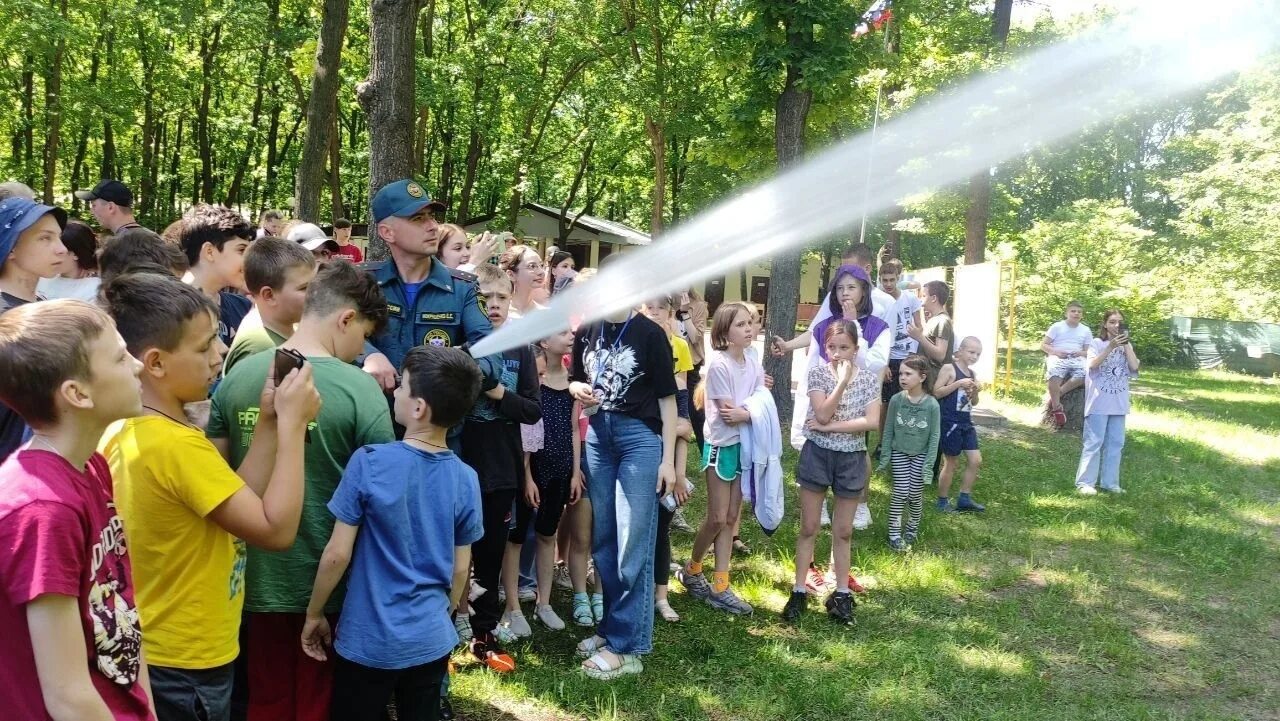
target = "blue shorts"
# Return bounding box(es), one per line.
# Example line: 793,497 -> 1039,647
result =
940,423 -> 979,456
701,443 -> 741,481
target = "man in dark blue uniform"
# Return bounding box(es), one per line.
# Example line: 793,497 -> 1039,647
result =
362,179 -> 502,390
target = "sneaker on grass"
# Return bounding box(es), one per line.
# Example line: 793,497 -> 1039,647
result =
805,565 -> 828,596
1076,484 -> 1098,496
781,590 -> 807,623
502,609 -> 532,638
470,633 -> 516,673
706,586 -> 753,615
453,613 -> 473,643
675,565 -> 713,600
853,503 -> 872,530
671,507 -> 695,533
825,591 -> 855,625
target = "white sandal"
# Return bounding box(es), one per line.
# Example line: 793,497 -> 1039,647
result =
582,650 -> 643,680
655,599 -> 680,622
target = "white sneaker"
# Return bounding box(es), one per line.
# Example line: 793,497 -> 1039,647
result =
1076,485 -> 1098,496
820,502 -> 831,527
502,610 -> 532,638
554,563 -> 573,591
518,586 -> 537,603
534,604 -> 565,630
853,503 -> 872,530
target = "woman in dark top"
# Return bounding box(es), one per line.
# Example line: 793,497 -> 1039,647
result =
569,302 -> 678,680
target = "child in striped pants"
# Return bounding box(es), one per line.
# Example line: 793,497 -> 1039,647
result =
876,355 -> 941,551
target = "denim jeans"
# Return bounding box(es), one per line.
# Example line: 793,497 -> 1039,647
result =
586,412 -> 661,655
1076,413 -> 1127,490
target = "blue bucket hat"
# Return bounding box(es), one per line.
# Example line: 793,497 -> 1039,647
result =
371,179 -> 447,224
0,198 -> 68,266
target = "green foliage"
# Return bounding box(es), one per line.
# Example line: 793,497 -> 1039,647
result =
1012,199 -> 1177,363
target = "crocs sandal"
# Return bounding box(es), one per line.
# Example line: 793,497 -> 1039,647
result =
582,650 -> 643,680
576,634 -> 607,658
572,592 -> 594,626
591,592 -> 605,623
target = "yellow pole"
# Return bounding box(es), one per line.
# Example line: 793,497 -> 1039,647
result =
1003,262 -> 1017,396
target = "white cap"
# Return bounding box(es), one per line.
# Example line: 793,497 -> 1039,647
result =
286,223 -> 338,252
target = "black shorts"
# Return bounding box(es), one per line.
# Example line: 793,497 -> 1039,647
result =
882,358 -> 904,404
796,443 -> 867,499
508,472 -> 570,541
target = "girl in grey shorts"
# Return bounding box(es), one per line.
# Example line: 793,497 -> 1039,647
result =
784,320 -> 882,625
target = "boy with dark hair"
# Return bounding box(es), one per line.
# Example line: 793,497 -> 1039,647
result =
223,237 -> 318,374
178,204 -> 255,347
98,228 -> 181,285
100,272 -> 320,721
301,345 -> 483,721
0,300 -> 154,720
209,260 -> 393,721
461,263 -> 541,672
331,218 -> 362,264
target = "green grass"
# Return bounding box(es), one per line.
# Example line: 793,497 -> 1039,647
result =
450,352 -> 1280,720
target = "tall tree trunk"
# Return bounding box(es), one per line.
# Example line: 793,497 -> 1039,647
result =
646,119 -> 665,236
357,0 -> 419,261
963,0 -> 1013,265
883,204 -> 904,259
102,118 -> 116,180
263,94 -> 282,207
457,126 -> 482,222
41,0 -> 68,203
137,30 -> 157,218
327,111 -> 345,220
227,0 -> 279,209
295,0 -> 349,221
197,25 -> 223,204
167,116 -> 184,215
21,54 -> 34,185
763,25 -> 813,427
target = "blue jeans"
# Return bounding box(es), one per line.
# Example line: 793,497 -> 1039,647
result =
586,412 -> 660,655
1076,413 -> 1126,490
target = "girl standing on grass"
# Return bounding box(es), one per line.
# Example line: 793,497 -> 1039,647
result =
877,354 -> 941,551
677,302 -> 763,616
643,295 -> 695,622
782,320 -> 881,625
504,330 -> 586,631
1075,309 -> 1140,495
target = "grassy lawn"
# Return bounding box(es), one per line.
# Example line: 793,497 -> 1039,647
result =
450,351 -> 1280,721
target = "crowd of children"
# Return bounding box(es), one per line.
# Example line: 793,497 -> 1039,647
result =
0,184 -> 1144,721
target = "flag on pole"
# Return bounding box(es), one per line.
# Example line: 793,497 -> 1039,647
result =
853,0 -> 894,39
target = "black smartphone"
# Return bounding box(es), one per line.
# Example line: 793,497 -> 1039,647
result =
1118,322 -> 1130,343
273,348 -> 306,384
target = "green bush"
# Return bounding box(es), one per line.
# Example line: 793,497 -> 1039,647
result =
1012,200 -> 1177,365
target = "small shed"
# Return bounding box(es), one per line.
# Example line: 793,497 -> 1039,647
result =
461,202 -> 651,269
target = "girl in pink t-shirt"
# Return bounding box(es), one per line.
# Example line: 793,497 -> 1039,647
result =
676,302 -> 763,616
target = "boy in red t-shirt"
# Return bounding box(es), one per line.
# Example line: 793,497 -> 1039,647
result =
0,299 -> 155,720
331,218 -> 363,264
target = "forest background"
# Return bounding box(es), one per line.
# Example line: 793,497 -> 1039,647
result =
3,0 -> 1278,371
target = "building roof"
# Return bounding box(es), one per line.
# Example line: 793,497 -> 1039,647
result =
461,202 -> 651,246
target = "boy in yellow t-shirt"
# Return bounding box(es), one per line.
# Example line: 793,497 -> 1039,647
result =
99,272 -> 320,721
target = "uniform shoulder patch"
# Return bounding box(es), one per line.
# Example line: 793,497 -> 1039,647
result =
449,267 -> 478,284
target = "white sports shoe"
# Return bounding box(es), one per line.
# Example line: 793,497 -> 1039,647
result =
853,502 -> 872,530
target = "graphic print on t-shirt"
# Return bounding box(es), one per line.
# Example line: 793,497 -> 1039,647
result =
1097,347 -> 1129,394
584,337 -> 642,410
89,503 -> 142,686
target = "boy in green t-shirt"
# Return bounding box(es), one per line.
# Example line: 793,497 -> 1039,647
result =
222,237 -> 317,375
208,259 -> 393,720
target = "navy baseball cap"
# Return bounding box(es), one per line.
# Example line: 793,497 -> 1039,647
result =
371,180 -> 446,224
0,198 -> 68,265
74,178 -> 133,207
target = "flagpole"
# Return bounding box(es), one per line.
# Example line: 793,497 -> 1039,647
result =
857,19 -> 892,245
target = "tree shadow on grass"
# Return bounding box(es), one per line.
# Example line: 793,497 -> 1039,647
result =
451,407 -> 1280,721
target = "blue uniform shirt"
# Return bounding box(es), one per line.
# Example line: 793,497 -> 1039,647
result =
365,259 -> 502,386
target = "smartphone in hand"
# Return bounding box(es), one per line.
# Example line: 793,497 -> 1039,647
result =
273,348 -> 306,385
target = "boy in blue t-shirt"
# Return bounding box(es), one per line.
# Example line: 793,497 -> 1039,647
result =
301,345 -> 484,720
